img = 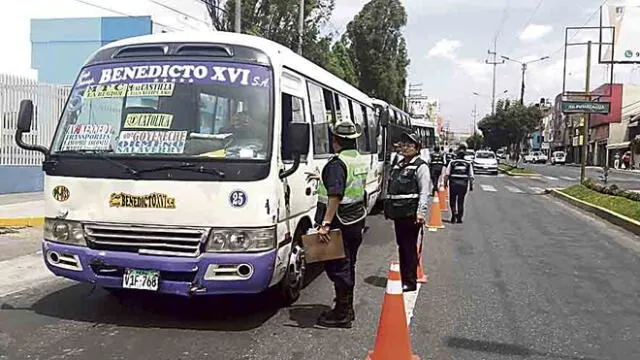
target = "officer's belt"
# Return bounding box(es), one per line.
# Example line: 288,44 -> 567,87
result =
387,194 -> 420,199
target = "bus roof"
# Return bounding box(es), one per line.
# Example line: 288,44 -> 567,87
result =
372,98 -> 409,115
93,31 -> 373,106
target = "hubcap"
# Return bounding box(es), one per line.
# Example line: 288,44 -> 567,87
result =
287,244 -> 305,290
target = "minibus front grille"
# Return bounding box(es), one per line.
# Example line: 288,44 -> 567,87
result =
84,223 -> 208,257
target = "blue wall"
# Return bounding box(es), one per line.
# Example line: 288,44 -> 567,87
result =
31,16 -> 152,85
0,166 -> 44,194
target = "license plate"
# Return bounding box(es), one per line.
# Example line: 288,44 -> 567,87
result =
122,269 -> 159,291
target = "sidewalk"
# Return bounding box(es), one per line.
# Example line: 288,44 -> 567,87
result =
0,192 -> 44,226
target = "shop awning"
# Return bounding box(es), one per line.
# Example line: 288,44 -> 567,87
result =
606,141 -> 630,149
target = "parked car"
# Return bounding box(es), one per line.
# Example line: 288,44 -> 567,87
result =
523,152 -> 534,163
532,151 -> 548,164
473,150 -> 499,175
550,151 -> 566,165
496,149 -> 506,159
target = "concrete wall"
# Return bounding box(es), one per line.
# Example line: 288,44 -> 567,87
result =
31,16 -> 152,85
609,84 -> 640,145
0,166 -> 43,194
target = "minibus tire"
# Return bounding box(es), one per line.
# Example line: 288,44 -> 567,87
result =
277,225 -> 308,306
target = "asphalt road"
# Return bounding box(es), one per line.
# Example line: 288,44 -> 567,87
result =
1,174 -> 639,359
522,163 -> 640,190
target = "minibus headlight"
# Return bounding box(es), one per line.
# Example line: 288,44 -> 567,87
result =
44,218 -> 86,246
205,227 -> 276,252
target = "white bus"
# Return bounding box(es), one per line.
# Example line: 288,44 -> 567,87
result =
15,31 -> 382,304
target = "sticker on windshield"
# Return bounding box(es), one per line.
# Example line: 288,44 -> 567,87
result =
116,131 -> 187,154
127,83 -> 175,97
74,61 -> 271,90
85,84 -> 127,98
124,113 -> 173,129
60,124 -> 113,151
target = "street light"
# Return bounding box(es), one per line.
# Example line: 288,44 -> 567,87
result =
471,90 -> 508,133
501,55 -> 549,104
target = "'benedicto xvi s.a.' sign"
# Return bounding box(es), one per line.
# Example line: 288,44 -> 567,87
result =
561,101 -> 611,114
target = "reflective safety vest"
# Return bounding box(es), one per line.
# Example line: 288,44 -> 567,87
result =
317,149 -> 369,225
449,159 -> 471,186
429,152 -> 445,175
384,156 -> 427,219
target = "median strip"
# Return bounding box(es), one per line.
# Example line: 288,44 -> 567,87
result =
498,164 -> 539,177
0,217 -> 44,227
550,185 -> 640,237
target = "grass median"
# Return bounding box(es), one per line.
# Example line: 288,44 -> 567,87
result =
561,185 -> 640,222
498,164 -> 535,175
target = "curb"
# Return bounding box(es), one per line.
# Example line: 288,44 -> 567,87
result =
549,189 -> 640,236
0,217 -> 44,227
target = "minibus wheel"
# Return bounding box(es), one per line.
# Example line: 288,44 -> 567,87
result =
278,228 -> 307,305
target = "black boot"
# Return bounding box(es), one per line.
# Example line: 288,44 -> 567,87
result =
317,289 -> 352,328
451,214 -> 457,223
457,214 -> 463,223
346,288 -> 355,322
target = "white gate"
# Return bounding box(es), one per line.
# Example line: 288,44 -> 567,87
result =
0,74 -> 70,166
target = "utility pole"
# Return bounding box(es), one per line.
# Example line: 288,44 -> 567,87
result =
485,41 -> 504,115
234,0 -> 241,33
580,41 -> 592,184
297,0 -> 304,55
520,63 -> 527,104
471,104 -> 478,135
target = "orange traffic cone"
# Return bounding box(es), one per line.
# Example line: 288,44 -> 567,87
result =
416,229 -> 428,283
438,186 -> 449,212
427,193 -> 445,232
366,262 -> 420,360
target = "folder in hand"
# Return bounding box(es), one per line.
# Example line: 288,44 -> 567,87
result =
301,229 -> 346,264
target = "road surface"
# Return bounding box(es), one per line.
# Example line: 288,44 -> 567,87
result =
1,174 -> 639,359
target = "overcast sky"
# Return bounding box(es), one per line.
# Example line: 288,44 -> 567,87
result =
2,0 -> 640,132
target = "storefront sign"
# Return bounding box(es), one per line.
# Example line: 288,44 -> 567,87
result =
562,101 -> 611,114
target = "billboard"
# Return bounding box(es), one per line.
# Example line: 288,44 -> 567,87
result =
601,5 -> 640,63
408,96 -> 429,119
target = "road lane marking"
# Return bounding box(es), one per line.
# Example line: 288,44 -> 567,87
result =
561,176 -> 576,181
505,186 -> 524,193
480,185 -> 497,192
403,283 -> 421,325
544,176 -> 559,181
529,186 -> 545,194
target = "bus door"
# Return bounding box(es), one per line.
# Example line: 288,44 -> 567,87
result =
279,71 -> 317,231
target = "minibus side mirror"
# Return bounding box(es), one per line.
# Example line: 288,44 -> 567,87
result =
280,122 -> 310,179
15,99 -> 49,157
379,109 -> 390,128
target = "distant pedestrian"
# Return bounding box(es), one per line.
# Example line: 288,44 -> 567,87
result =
384,132 -> 432,292
444,144 -> 474,223
622,151 -> 632,170
428,145 -> 445,195
614,152 -> 620,169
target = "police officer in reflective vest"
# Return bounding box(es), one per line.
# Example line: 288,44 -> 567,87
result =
444,144 -> 475,223
429,145 -> 445,195
315,120 -> 369,328
384,132 -> 431,292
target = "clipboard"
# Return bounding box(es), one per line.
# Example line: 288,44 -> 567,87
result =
301,229 -> 346,264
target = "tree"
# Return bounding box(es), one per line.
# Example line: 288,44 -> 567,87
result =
344,0 -> 409,107
325,41 -> 358,86
466,132 -> 484,150
478,99 -> 544,163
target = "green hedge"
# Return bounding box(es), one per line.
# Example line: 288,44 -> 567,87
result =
582,178 -> 640,202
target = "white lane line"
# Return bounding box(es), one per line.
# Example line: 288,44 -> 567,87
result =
544,176 -> 559,181
403,283 -> 421,325
561,176 -> 576,181
0,253 -> 54,298
480,184 -> 498,192
529,186 -> 545,194
505,185 -> 524,194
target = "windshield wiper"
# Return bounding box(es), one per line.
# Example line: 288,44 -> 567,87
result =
55,150 -> 139,176
136,162 -> 225,178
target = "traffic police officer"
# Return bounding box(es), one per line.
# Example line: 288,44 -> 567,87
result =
384,132 -> 431,292
315,120 -> 368,328
444,144 -> 475,223
428,145 -> 445,195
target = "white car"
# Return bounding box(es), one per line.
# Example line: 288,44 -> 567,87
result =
550,151 -> 566,165
473,151 -> 499,175
532,151 -> 548,164
523,153 -> 534,163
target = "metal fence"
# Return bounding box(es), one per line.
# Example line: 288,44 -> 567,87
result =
0,74 -> 70,166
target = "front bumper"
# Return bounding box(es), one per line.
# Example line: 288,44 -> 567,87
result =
42,241 -> 277,296
473,164 -> 498,173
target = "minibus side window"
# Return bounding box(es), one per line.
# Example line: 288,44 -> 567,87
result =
364,106 -> 378,154
281,93 -> 307,161
307,82 -> 331,156
352,101 -> 370,153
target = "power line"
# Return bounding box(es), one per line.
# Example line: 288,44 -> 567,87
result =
493,0 -> 512,44
71,0 -> 181,31
147,0 -> 210,27
549,0 -> 609,59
